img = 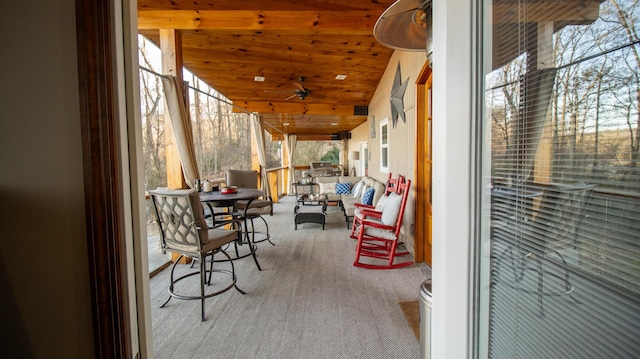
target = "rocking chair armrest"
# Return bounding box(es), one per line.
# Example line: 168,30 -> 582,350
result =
354,203 -> 375,209
360,218 -> 394,231
360,208 -> 382,219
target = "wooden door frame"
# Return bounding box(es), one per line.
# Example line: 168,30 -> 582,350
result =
414,61 -> 433,266
76,0 -> 132,357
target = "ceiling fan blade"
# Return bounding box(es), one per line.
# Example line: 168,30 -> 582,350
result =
284,93 -> 298,100
293,82 -> 306,92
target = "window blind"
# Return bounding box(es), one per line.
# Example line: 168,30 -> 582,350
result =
483,0 -> 640,357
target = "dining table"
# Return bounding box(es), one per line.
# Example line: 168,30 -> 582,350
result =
199,187 -> 264,212
198,187 -> 265,270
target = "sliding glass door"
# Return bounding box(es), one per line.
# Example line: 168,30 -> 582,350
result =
481,0 -> 640,357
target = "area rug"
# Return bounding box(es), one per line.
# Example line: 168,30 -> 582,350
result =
399,301 -> 420,340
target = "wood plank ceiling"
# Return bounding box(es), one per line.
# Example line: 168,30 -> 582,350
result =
137,0 -> 602,140
138,0 -> 397,140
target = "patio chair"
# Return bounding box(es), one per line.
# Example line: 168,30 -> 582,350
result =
226,169 -> 274,247
200,199 -> 263,271
352,178 -> 413,269
491,181 -> 596,316
149,188 -> 246,321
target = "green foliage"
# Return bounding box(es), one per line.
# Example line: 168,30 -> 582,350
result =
320,144 -> 340,164
294,141 -> 343,166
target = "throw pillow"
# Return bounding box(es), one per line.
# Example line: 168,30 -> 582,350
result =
318,182 -> 337,194
374,193 -> 389,211
381,192 -> 402,225
361,188 -> 375,206
335,182 -> 351,194
352,181 -> 364,198
359,185 -> 369,200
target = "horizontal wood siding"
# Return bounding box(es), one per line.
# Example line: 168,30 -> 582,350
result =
350,50 -> 427,257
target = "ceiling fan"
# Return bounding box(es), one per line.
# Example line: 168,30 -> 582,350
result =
265,76 -> 312,100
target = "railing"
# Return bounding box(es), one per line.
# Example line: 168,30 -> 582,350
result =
264,165 -> 341,199
491,183 -> 640,296
265,166 -> 289,201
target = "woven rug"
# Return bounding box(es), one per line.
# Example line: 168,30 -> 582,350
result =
399,301 -> 420,340
150,196 -> 427,358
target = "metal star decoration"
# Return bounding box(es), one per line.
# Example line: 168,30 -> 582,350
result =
390,62 -> 410,128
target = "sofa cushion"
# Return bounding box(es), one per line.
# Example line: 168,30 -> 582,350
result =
335,182 -> 352,194
362,188 -> 375,205
370,181 -> 385,206
338,176 -> 361,184
342,196 -> 359,207
355,219 -> 398,240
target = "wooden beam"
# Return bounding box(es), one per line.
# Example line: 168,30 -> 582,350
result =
235,101 -> 357,115
271,134 -> 332,141
160,29 -> 183,80
138,10 -> 377,33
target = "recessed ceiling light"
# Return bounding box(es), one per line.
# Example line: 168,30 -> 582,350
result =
335,74 -> 347,80
254,76 -> 265,82
331,122 -> 338,126
283,122 -> 290,126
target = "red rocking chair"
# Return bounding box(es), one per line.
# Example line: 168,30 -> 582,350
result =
352,178 -> 412,269
349,174 -> 404,239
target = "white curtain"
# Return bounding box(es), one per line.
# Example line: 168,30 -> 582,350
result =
285,134 -> 297,190
251,114 -> 271,197
161,76 -> 200,188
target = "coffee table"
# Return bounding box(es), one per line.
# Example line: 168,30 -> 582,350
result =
294,194 -> 327,229
296,193 -> 325,206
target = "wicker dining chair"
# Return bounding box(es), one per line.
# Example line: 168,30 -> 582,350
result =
149,188 -> 246,321
225,170 -> 274,247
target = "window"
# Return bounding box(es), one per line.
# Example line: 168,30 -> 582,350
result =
481,0 -> 640,357
380,118 -> 389,173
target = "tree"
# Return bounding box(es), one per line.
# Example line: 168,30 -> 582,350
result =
320,144 -> 340,164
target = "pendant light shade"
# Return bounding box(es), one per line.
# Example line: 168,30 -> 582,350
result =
373,0 -> 433,55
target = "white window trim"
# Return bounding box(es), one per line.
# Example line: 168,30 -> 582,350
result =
432,0 -> 476,357
380,118 -> 389,173
358,141 -> 368,177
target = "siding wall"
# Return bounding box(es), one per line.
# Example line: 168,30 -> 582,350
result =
349,50 -> 428,256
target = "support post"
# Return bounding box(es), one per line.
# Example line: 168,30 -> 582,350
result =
160,29 -> 187,190
160,29 -> 189,263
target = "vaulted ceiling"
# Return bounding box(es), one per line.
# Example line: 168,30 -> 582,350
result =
137,0 -> 398,140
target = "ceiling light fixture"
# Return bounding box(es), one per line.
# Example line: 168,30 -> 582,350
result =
254,76 -> 265,82
331,122 -> 338,126
283,122 -> 290,126
335,74 -> 347,80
